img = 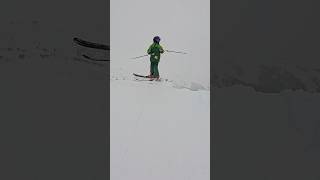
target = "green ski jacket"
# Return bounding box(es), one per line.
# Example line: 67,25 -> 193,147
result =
147,43 -> 164,62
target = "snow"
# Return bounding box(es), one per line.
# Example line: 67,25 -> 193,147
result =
213,86 -> 320,179
110,0 -> 210,179
1,0 -> 210,179
111,79 -> 210,180
111,0 -> 210,88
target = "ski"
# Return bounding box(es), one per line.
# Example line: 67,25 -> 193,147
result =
73,37 -> 110,50
133,73 -> 156,81
133,73 -> 149,78
82,54 -> 109,62
134,78 -> 155,81
132,73 -> 168,82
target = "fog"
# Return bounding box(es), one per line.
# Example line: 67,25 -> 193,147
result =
111,0 -> 210,86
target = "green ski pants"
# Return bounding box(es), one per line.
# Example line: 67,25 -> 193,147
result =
150,60 -> 160,77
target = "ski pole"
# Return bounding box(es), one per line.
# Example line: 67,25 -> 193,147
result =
131,49 -> 187,59
131,54 -> 149,59
165,50 -> 187,54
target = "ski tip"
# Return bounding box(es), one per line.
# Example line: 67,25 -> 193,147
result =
82,54 -> 89,59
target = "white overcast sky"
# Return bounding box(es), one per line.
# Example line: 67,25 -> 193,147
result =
111,0 -> 210,86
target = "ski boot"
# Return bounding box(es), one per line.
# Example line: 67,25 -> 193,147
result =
154,76 -> 160,81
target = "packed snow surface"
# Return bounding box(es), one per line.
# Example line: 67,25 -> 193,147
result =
111,78 -> 210,180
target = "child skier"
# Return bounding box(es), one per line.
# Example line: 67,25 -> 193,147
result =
147,36 -> 164,80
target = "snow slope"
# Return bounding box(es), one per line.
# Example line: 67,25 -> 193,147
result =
110,0 -> 210,179
213,86 -> 320,179
111,79 -> 210,180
